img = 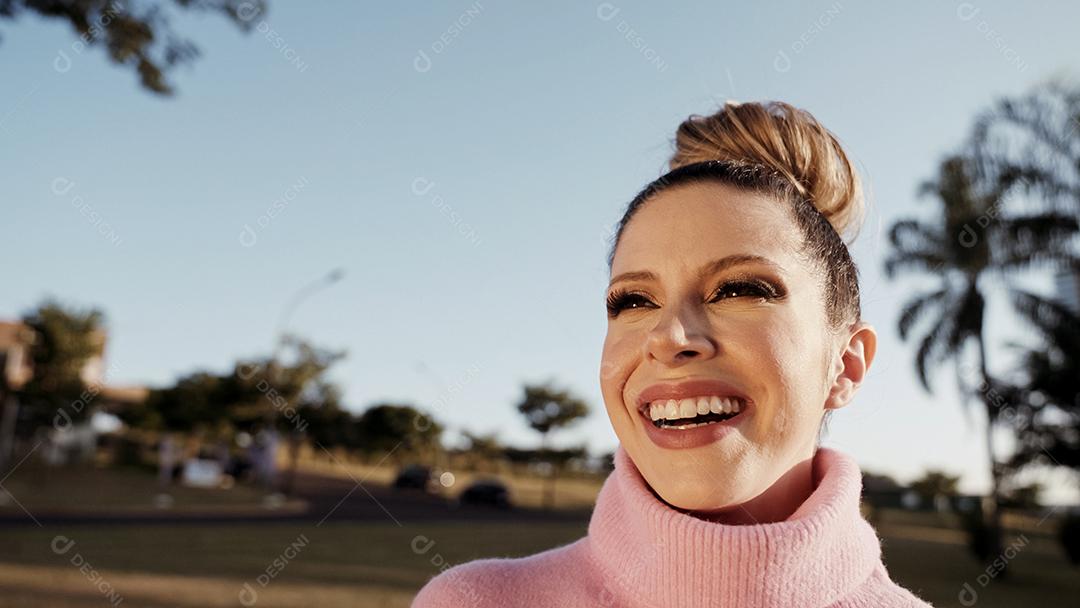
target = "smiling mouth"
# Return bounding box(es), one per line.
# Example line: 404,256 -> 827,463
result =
641,395 -> 748,429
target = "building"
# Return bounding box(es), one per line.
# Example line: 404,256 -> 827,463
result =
0,321 -> 35,391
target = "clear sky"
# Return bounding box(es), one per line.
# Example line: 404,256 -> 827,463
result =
4,0 -> 1078,503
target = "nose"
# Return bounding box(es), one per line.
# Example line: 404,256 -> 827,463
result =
643,299 -> 717,366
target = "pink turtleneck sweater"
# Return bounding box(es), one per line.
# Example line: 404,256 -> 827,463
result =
411,445 -> 935,607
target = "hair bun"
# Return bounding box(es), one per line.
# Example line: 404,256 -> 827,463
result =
669,100 -> 865,243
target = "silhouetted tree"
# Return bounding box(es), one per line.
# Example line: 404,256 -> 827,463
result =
1002,291 -> 1080,473
120,335 -> 344,433
353,403 -> 443,463
461,430 -> 504,471
884,154 -> 1076,571
0,0 -> 268,95
971,78 -> 1080,217
967,78 -> 1080,497
515,381 -> 589,509
910,469 -> 961,507
11,298 -> 106,437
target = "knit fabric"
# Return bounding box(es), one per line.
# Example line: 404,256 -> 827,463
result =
411,444 -> 935,608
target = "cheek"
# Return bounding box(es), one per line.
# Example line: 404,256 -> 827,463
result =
600,329 -> 639,411
753,310 -> 829,437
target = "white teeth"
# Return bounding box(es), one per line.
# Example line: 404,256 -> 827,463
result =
646,396 -> 744,421
696,397 -> 710,416
678,399 -> 696,418
664,400 -> 678,419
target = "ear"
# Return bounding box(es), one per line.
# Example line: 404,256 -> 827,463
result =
825,321 -> 877,411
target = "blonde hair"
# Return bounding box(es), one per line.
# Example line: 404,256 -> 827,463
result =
606,99 -> 865,330
669,100 -> 865,244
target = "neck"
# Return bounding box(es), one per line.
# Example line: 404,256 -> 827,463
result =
683,453 -> 817,524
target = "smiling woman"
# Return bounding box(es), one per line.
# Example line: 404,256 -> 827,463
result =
412,101 -> 935,608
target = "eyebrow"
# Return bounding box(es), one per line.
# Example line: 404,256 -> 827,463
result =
608,254 -> 783,289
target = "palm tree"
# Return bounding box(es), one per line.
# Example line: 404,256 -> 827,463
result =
971,79 -> 1080,217
1004,288 -> 1080,473
884,154 -> 1078,568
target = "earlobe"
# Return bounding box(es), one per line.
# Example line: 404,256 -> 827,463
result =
825,322 -> 877,411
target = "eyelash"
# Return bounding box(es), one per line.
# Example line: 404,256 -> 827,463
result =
605,279 -> 783,318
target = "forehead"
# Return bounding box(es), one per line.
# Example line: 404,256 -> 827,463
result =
612,181 -> 804,277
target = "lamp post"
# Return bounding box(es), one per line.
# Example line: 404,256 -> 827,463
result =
413,361 -> 450,477
274,268 -> 345,362
265,268 -> 345,498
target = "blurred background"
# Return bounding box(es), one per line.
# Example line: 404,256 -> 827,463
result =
2,1 -> 1080,606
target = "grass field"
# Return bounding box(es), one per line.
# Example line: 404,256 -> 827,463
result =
1,518 -> 1077,607
0,463 -> 276,514
0,521 -> 587,607
1,456 -> 1077,606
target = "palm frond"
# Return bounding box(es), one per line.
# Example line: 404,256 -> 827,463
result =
897,288 -> 949,341
888,219 -> 945,252
1010,289 -> 1080,348
992,213 -> 1080,271
914,312 -> 953,393
884,250 -> 948,280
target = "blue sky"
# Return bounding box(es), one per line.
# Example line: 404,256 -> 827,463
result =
4,1 -> 1078,503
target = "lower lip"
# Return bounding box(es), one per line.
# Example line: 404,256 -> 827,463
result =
638,404 -> 749,449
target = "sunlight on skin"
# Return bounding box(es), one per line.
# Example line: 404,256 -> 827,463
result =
600,181 -> 876,523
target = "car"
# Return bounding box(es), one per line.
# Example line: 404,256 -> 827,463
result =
393,464 -> 436,492
459,478 -> 511,509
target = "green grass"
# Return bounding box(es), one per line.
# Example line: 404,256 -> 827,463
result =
0,519 -> 1076,607
0,521 -> 588,607
0,462 -> 272,513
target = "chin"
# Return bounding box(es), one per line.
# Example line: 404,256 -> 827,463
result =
657,479 -> 747,512
637,455 -> 750,512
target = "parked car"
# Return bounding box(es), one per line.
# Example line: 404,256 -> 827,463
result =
459,478 -> 511,509
180,458 -> 224,488
393,464 -> 436,492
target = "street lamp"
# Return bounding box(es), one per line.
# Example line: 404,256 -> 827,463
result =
264,268 -> 345,498
274,268 -> 345,361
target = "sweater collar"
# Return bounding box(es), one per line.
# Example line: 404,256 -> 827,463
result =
586,445 -> 883,608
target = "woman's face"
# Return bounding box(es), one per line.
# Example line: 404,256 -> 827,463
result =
600,181 -> 872,520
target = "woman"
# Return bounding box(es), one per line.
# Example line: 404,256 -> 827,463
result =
412,100 -> 935,607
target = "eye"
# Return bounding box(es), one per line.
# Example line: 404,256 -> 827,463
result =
606,289 -> 654,318
712,279 -> 781,301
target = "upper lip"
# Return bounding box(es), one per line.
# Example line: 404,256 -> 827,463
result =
635,378 -> 750,415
